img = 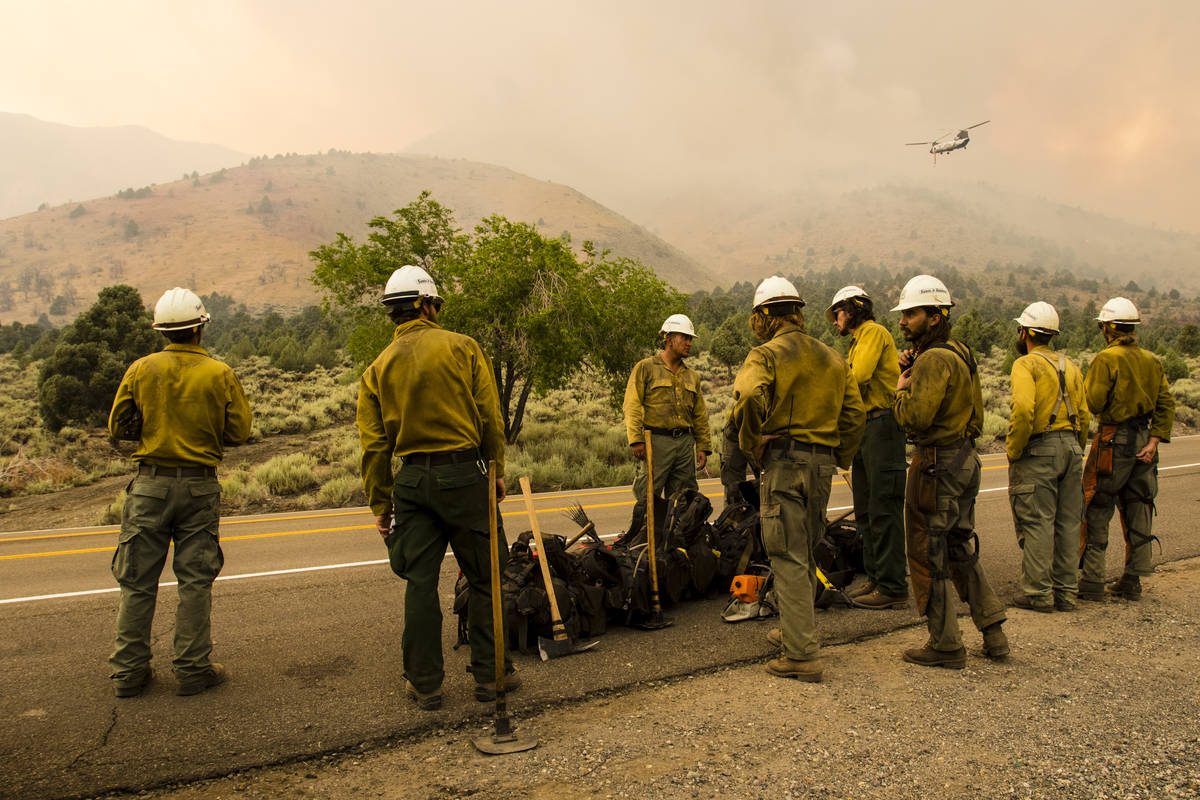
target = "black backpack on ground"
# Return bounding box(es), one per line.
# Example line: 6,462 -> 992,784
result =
814,518 -> 863,589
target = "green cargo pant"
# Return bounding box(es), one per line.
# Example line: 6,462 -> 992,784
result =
110,472 -> 224,686
760,444 -> 836,661
631,431 -> 698,519
1082,425 -> 1159,581
1008,431 -> 1083,604
906,444 -> 1006,652
387,458 -> 511,694
851,410 -> 908,597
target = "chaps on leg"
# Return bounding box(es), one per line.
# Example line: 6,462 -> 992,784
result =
947,527 -> 979,602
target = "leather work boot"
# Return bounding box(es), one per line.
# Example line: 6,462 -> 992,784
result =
405,680 -> 443,711
982,623 -> 1010,660
766,628 -> 783,648
848,581 -> 876,599
475,672 -> 522,702
902,646 -> 966,669
852,590 -> 908,610
1107,575 -> 1142,601
1011,594 -> 1053,613
1077,579 -> 1107,601
176,663 -> 227,697
115,669 -> 154,699
1054,596 -> 1077,612
765,656 -> 823,682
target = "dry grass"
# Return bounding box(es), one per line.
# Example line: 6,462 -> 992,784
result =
9,344 -> 1200,520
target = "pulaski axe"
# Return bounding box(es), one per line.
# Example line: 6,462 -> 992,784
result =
519,476 -> 599,661
473,461 -> 537,755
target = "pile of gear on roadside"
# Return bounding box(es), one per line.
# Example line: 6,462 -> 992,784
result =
454,481 -> 864,655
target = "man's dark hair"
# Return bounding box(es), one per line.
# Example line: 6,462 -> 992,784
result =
840,296 -> 875,329
386,302 -> 423,325
1027,329 -> 1054,347
163,326 -> 201,345
917,307 -> 952,348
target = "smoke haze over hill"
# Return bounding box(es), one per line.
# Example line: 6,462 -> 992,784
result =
2,1 -> 1197,236
0,113 -> 244,220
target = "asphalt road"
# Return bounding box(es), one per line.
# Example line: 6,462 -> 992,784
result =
3,437 -> 1199,799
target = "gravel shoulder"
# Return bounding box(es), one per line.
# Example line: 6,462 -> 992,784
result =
110,558 -> 1200,800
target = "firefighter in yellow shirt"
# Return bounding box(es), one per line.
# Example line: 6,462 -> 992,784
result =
1006,302 -> 1089,612
1080,297 -> 1174,601
357,265 -> 512,710
622,314 -> 711,535
825,286 -> 908,610
733,277 -> 865,682
107,288 -> 252,698
892,275 -> 1008,669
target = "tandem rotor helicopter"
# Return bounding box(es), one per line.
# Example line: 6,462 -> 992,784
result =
906,120 -> 990,163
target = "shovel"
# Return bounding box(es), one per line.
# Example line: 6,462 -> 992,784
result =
473,461 -> 537,755
635,431 -> 673,630
519,476 -> 599,661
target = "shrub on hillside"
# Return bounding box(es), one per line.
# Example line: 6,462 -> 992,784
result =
253,453 -> 319,495
1161,350 -> 1190,383
36,285 -> 159,431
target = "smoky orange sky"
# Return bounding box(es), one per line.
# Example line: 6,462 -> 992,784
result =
3,0 -> 1197,232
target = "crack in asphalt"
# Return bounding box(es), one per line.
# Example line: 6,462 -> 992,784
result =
49,617 -> 932,800
64,705 -> 119,773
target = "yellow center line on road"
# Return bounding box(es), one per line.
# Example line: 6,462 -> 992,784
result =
0,461 -> 1014,545
7,458 -> 1194,560
1,491 -> 735,561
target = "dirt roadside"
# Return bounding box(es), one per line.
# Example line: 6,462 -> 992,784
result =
96,559 -> 1200,800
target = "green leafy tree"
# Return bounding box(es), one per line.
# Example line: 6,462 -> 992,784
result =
1176,324 -> 1200,357
709,313 -> 756,376
310,190 -> 468,366
311,193 -> 681,443
1161,349 -> 1190,383
37,285 -> 159,430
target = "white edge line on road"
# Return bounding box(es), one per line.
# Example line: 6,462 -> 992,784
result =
0,559 -> 390,606
7,459 -> 1200,606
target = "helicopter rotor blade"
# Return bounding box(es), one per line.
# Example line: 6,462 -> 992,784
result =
905,142 -> 932,146
965,120 -> 990,130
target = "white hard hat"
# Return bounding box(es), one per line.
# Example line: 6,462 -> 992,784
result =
1014,301 -> 1060,335
152,287 -> 210,331
825,285 -> 870,323
660,314 -> 696,337
892,274 -> 954,312
382,265 -> 440,307
753,276 -> 804,310
1096,296 -> 1140,325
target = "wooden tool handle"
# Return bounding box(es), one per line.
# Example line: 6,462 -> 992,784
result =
565,521 -> 595,549
487,461 -> 506,698
643,431 -> 662,606
519,476 -> 568,641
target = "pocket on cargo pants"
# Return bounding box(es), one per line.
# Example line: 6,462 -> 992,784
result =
760,503 -> 785,557
112,481 -> 169,584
